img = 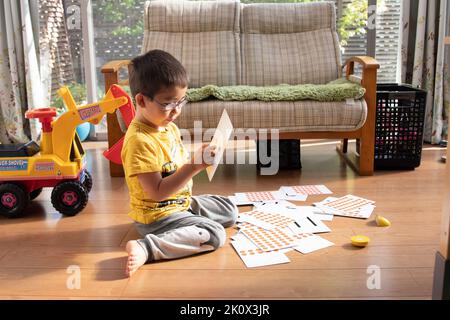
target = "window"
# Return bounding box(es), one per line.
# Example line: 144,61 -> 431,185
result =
374,0 -> 401,83
340,0 -> 401,83
92,0 -> 146,89
42,0 -> 401,140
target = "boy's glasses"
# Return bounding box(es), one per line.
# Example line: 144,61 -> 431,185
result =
152,96 -> 188,112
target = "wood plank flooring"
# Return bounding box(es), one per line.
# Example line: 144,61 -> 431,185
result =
0,140 -> 446,299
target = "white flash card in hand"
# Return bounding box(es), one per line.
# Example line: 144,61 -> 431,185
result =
206,109 -> 233,181
230,238 -> 290,268
294,235 -> 334,254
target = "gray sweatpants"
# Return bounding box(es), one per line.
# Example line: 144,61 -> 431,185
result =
134,194 -> 238,262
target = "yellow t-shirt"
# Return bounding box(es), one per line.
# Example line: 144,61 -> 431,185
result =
121,119 -> 192,224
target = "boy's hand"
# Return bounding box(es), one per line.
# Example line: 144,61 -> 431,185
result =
191,143 -> 217,171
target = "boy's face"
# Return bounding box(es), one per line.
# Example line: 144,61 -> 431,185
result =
136,85 -> 188,129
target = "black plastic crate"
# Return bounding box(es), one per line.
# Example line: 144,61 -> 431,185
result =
374,83 -> 427,170
256,139 -> 301,170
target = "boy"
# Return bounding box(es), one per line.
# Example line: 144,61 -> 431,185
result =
122,50 -> 238,277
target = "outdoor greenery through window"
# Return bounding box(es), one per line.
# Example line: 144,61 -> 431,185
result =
82,0 -> 400,84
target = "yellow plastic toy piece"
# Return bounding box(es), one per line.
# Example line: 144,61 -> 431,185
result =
375,215 -> 391,227
52,87 -> 128,165
351,235 -> 370,247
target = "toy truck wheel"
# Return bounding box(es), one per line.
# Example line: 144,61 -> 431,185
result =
83,170 -> 93,193
51,181 -> 88,216
30,188 -> 43,200
0,183 -> 29,218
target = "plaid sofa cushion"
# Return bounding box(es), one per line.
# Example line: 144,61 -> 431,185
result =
241,2 -> 342,86
142,1 -> 367,135
174,99 -> 367,133
142,0 -> 241,87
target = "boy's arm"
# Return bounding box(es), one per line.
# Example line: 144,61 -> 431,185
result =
137,143 -> 215,201
137,163 -> 201,201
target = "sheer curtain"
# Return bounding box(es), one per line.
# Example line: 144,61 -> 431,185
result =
0,1 -> 46,143
399,0 -> 450,144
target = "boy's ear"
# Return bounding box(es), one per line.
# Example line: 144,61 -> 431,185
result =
135,93 -> 146,108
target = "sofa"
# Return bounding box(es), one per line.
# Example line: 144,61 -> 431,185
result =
101,0 -> 379,177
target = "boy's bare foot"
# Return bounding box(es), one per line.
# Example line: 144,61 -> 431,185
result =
126,240 -> 147,277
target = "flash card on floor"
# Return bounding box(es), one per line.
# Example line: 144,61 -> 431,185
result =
313,197 -> 338,214
230,238 -> 290,268
206,109 -> 233,181
278,187 -> 308,201
237,211 -> 277,230
239,210 -> 296,230
234,191 -> 284,203
254,201 -> 301,218
228,195 -> 254,206
295,206 -> 334,221
288,214 -> 331,234
315,194 -> 375,219
232,232 -> 294,255
241,226 -> 299,251
253,200 -> 297,211
230,232 -> 255,246
236,221 -> 253,229
294,234 -> 334,254
281,185 -> 332,196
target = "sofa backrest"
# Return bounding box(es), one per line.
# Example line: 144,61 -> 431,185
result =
241,1 -> 342,86
141,1 -> 341,88
141,0 -> 241,88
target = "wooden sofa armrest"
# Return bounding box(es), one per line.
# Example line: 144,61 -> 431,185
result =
344,56 -> 379,70
343,55 -> 379,108
341,56 -> 380,175
101,59 -> 131,74
101,60 -> 132,177
101,60 -> 131,87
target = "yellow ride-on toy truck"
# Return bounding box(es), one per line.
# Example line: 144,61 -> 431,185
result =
0,85 -> 131,218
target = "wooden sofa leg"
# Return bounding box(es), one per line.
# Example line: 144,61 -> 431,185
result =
358,137 -> 374,176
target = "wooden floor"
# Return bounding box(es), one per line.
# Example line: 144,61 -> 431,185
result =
0,140 -> 446,299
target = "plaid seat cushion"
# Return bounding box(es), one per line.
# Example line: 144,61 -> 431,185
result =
174,99 -> 367,133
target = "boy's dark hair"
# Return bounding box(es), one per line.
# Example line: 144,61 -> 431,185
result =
129,49 -> 188,99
